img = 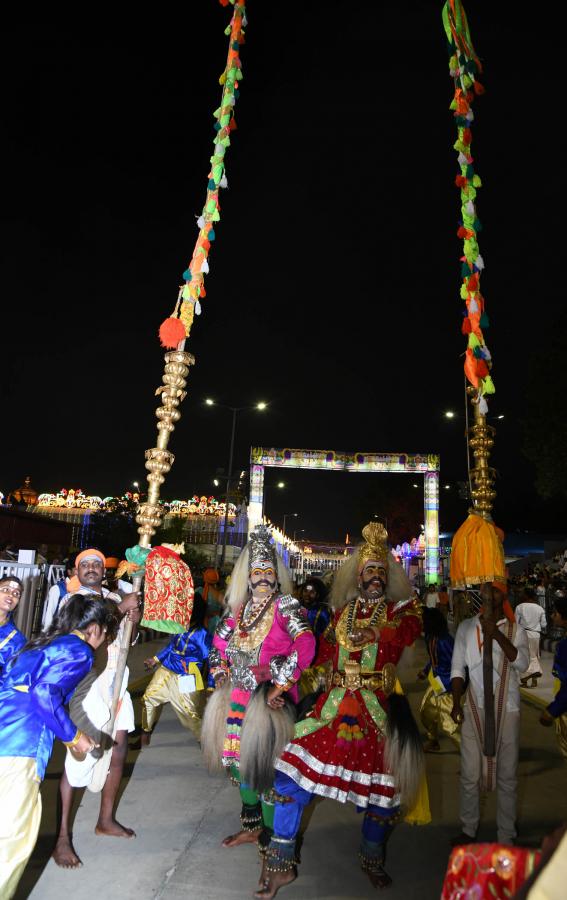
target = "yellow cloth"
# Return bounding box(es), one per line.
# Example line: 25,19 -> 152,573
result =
393,679 -> 432,824
450,513 -> 506,588
0,757 -> 42,900
299,664 -> 326,698
528,831 -> 567,900
404,772 -> 432,825
420,684 -> 460,744
142,665 -> 207,739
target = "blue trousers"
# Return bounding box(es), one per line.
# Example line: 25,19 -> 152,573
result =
272,771 -> 398,865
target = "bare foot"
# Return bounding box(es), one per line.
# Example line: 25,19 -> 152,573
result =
95,819 -> 136,838
365,864 -> 392,890
258,859 -> 269,891
254,868 -> 297,898
52,836 -> 83,868
222,828 -> 261,848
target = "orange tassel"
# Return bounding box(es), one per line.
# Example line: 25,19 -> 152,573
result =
159,317 -> 186,349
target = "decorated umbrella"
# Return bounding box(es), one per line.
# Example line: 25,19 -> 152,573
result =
106,0 -> 248,732
443,1 -> 506,758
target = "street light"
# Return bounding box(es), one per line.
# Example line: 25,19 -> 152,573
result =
204,399 -> 268,569
293,528 -> 305,542
132,481 -> 139,489
283,512 -> 298,534
444,410 -> 455,419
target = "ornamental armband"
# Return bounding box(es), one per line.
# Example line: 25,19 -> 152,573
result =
278,595 -> 312,640
215,612 -> 234,642
270,651 -> 299,688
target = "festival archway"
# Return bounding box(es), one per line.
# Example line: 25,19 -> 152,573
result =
248,447 -> 441,584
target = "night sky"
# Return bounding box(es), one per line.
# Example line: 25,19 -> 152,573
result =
1,3 -> 563,545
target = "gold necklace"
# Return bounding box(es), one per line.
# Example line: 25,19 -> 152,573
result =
336,597 -> 388,651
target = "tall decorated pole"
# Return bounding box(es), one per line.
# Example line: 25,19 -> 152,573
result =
443,1 -> 506,759
108,0 -> 248,729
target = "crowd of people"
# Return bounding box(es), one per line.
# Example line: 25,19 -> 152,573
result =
0,533 -> 566,899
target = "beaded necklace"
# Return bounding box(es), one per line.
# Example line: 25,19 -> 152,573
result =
346,596 -> 387,636
238,591 -> 274,637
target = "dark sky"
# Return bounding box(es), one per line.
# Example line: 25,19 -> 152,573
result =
1,3 -> 563,544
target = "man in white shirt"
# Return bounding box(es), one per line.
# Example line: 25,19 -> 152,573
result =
450,582 -> 529,846
51,549 -> 141,869
41,558 -> 77,631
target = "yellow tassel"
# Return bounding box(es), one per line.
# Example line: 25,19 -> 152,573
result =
179,300 -> 195,337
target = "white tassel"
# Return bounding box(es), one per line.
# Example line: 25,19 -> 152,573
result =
483,346 -> 491,361
475,254 -> 484,270
469,299 -> 479,314
220,173 -> 228,189
197,215 -> 205,229
458,152 -> 469,167
215,143 -> 225,157
465,200 -> 475,216
228,94 -> 235,106
200,257 -> 209,275
479,397 -> 488,415
466,109 -> 474,122
195,300 -> 201,316
243,13 -> 248,26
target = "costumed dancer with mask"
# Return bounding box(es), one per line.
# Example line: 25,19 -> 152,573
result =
201,524 -> 315,885
255,522 -> 428,898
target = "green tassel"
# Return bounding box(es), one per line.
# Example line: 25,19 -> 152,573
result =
480,312 -> 490,328
473,217 -> 482,232
466,164 -> 475,179
473,346 -> 483,358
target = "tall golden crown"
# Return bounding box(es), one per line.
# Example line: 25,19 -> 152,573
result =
358,522 -> 390,570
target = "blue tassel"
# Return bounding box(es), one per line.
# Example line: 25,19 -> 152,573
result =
182,269 -> 192,282
208,179 -> 217,191
208,229 -> 216,241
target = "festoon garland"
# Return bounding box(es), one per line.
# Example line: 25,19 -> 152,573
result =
442,0 -> 494,415
158,0 -> 246,350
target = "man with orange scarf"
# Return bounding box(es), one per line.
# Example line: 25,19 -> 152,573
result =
450,582 -> 528,846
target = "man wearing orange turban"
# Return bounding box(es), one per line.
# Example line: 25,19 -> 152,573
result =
50,549 -> 141,870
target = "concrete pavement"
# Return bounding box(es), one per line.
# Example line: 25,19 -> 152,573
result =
16,640 -> 567,900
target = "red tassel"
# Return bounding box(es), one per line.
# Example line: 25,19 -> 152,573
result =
476,359 -> 489,378
473,80 -> 485,95
159,317 -> 186,349
467,274 -> 479,291
462,128 -> 472,145
461,318 -> 472,335
457,225 -> 468,239
200,285 -> 207,298
219,0 -> 230,6
228,117 -> 237,131
455,175 -> 467,188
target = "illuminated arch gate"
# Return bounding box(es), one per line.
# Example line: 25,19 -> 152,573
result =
248,447 -> 441,584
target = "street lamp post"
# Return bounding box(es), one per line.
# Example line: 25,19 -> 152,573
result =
283,512 -> 298,535
293,528 -> 305,543
206,399 -> 267,570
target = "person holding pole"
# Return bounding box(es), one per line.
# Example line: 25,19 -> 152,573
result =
51,549 -> 141,869
449,582 -> 528,847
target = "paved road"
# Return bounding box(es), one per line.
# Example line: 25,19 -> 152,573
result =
16,642 -> 567,900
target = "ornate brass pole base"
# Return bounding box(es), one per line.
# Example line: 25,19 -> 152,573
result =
466,388 -> 497,521
109,347 -> 195,730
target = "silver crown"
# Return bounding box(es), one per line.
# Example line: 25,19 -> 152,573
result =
249,523 -> 277,569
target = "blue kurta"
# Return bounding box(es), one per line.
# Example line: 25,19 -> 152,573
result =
0,633 -> 94,779
305,603 -> 331,640
0,618 -> 26,673
548,636 -> 567,718
423,633 -> 455,693
156,626 -> 212,679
